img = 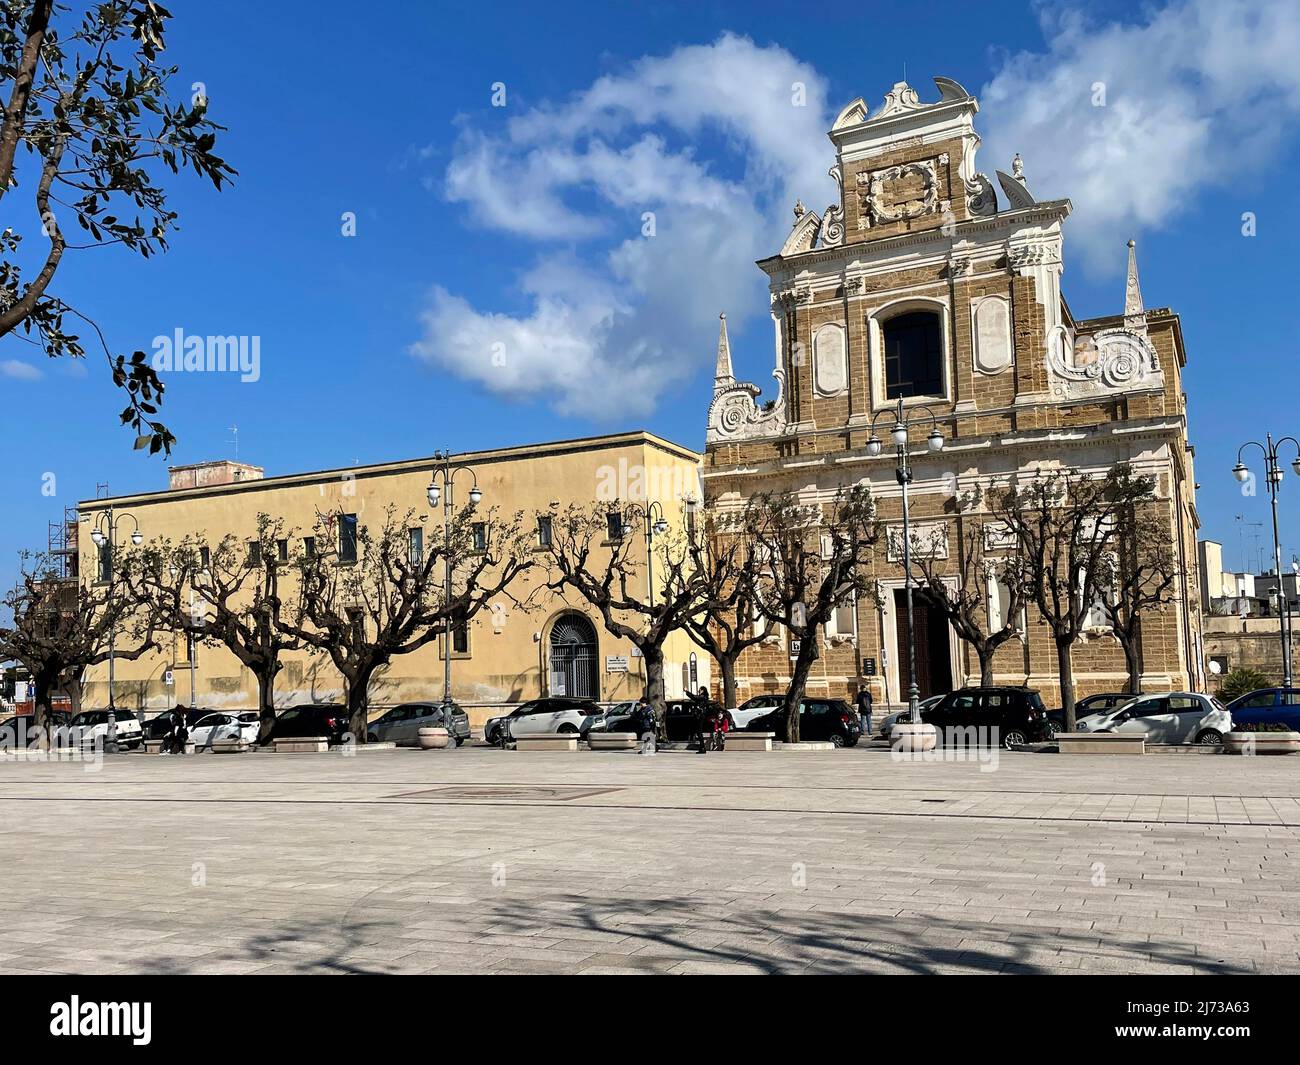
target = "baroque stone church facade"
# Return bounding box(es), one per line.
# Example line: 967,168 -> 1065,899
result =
703,77 -> 1204,708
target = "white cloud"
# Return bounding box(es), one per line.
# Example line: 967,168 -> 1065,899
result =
414,33 -> 835,415
0,359 -> 42,381
980,0 -> 1300,271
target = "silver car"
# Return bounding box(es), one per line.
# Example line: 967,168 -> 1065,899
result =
367,702 -> 471,746
1075,692 -> 1230,745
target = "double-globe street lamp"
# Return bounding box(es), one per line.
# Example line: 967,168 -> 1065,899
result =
1232,435 -> 1300,687
88,508 -> 143,753
426,452 -> 483,713
867,397 -> 945,725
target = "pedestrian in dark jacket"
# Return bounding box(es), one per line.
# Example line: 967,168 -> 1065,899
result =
855,687 -> 873,738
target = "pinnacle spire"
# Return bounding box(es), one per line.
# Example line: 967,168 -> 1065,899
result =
714,312 -> 733,389
1124,239 -> 1145,328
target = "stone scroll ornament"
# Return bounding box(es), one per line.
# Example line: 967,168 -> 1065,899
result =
856,157 -> 949,230
1046,327 -> 1164,399
707,371 -> 789,442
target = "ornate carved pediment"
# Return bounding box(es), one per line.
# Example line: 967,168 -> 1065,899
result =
855,158 -> 949,230
706,369 -> 789,444
1046,326 -> 1164,400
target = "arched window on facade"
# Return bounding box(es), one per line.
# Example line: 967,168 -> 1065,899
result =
882,310 -> 944,399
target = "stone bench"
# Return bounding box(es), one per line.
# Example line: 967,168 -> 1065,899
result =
1057,733 -> 1146,755
210,738 -> 251,754
272,736 -> 330,753
514,733 -> 580,752
725,731 -> 774,752
587,732 -> 640,751
143,738 -> 195,755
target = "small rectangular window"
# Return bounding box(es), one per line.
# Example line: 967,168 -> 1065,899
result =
471,522 -> 487,552
449,610 -> 470,656
199,545 -> 211,570
606,511 -> 624,540
408,527 -> 423,566
303,536 -> 316,559
247,541 -> 262,568
339,514 -> 358,563
97,542 -> 112,583
537,515 -> 553,548
276,538 -> 288,562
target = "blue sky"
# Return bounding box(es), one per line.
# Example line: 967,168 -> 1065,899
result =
3,0 -> 1300,587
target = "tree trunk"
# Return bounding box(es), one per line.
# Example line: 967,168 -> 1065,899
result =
1121,632 -> 1142,695
642,645 -> 666,715
1057,637 -> 1077,731
64,672 -> 84,717
719,654 -> 738,711
30,666 -> 59,749
346,664 -> 377,744
785,636 -> 820,744
976,643 -> 996,688
255,665 -> 278,746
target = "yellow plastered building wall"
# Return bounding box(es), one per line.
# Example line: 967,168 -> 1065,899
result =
77,431 -> 708,728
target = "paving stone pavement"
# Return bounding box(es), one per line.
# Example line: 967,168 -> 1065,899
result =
2,744 -> 1299,974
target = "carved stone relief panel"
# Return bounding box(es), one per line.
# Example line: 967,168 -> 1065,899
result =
971,295 -> 1012,375
813,323 -> 848,396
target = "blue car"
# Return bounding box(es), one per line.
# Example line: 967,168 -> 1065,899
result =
1226,688 -> 1300,731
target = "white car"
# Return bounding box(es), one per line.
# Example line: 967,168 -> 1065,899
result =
483,697 -> 606,745
188,712 -> 259,748
731,695 -> 798,729
1076,692 -> 1230,746
67,709 -> 143,750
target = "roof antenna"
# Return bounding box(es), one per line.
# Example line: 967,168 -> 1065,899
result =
227,424 -> 239,461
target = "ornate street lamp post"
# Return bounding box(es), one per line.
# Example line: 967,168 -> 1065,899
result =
868,397 -> 945,726
426,451 -> 483,711
1233,435 -> 1300,687
88,507 -> 143,753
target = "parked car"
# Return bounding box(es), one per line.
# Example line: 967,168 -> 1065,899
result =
268,704 -> 352,745
1076,692 -> 1230,745
732,694 -> 793,730
921,687 -> 1051,748
68,709 -> 143,750
662,698 -> 733,740
367,701 -> 471,746
877,694 -> 945,740
483,698 -> 606,746
601,701 -> 641,731
745,698 -> 862,747
1046,692 -> 1137,735
1226,688 -> 1300,732
0,711 -> 71,747
188,712 -> 260,748
142,707 -> 209,740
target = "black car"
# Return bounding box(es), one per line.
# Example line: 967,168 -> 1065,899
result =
1046,692 -> 1137,735
661,698 -> 733,741
922,686 -> 1050,748
746,698 -> 862,747
142,706 -> 209,740
268,704 -> 352,745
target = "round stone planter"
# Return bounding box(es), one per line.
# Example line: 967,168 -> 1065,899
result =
1223,731 -> 1300,755
417,727 -> 452,750
890,721 -> 938,753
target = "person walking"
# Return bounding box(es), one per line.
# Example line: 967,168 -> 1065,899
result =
856,685 -> 873,740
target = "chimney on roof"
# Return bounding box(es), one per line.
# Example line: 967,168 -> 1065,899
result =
167,459 -> 264,491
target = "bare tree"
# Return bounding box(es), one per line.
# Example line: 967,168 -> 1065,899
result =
676,507 -> 766,711
742,486 -> 879,743
0,549 -> 160,740
126,515 -> 303,744
284,505 -> 532,741
1101,501 -> 1181,693
543,503 -> 697,727
988,463 -> 1157,730
909,498 -> 1029,687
